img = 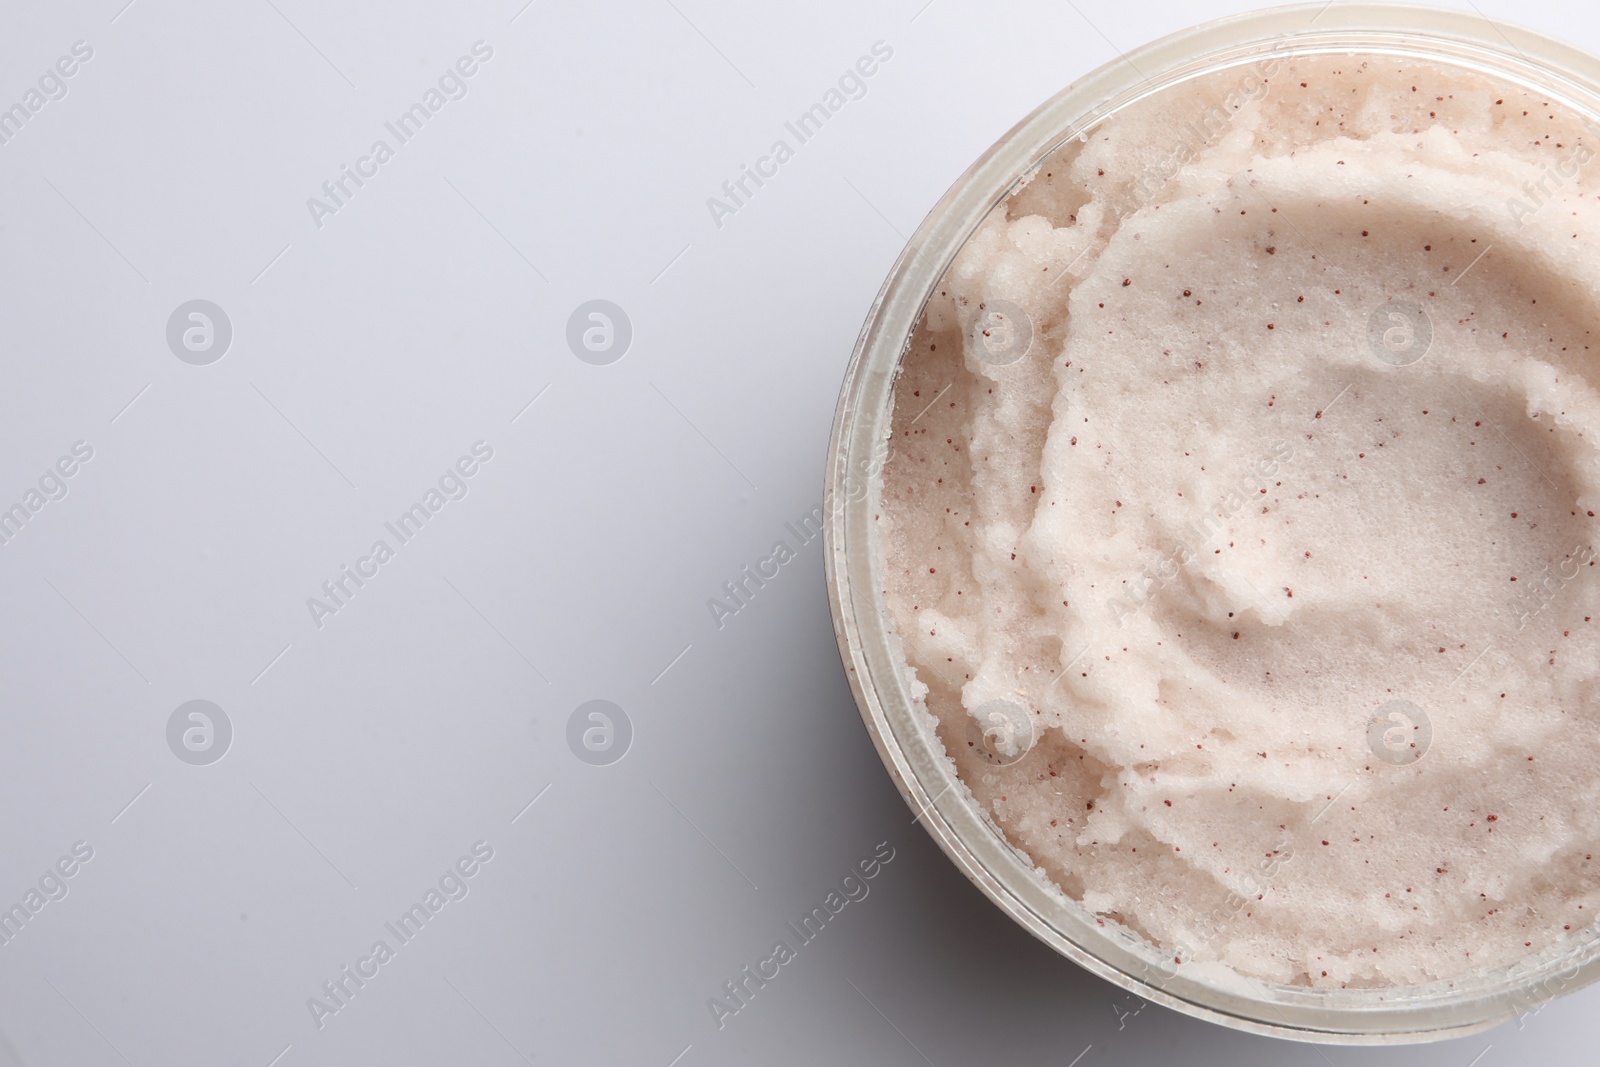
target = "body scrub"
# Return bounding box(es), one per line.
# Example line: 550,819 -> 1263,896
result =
878,51 -> 1600,989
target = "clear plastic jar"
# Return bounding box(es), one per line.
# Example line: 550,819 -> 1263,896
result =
825,2 -> 1600,1043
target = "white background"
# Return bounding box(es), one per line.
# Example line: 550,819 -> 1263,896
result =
0,0 -> 1595,1064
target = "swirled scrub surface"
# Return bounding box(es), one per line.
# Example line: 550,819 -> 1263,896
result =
880,52 -> 1600,986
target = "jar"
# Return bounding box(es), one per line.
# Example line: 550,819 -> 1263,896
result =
824,2 -> 1600,1042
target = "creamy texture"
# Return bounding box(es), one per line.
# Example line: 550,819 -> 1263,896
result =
881,54 -> 1600,986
